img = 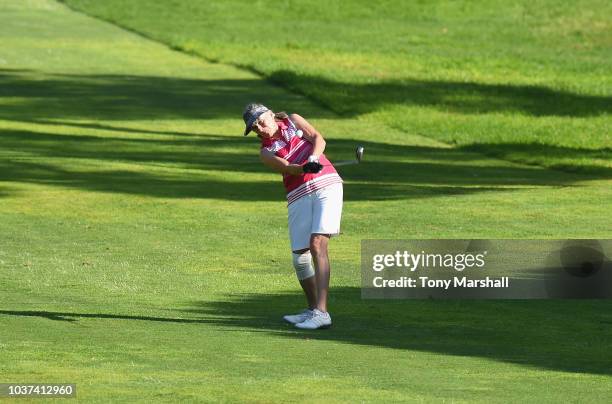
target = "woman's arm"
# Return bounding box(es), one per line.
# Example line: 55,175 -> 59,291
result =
260,148 -> 303,176
290,113 -> 326,159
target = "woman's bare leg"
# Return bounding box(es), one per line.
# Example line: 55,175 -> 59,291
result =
309,234 -> 331,312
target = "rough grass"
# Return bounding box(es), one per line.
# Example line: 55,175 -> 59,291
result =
1,1 -> 611,402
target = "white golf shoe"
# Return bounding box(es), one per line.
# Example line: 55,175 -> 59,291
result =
294,309 -> 332,329
283,309 -> 315,325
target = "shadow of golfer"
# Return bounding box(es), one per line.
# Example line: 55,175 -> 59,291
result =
177,287 -> 612,376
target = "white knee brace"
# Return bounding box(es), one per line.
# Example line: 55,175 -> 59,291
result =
292,251 -> 315,280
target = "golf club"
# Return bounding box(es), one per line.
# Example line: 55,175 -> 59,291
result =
328,146 -> 364,166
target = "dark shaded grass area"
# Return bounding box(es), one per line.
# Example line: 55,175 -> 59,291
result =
189,289 -> 612,376
267,70 -> 612,117
2,68 -> 609,120
461,143 -> 612,176
0,68 -> 327,121
1,69 -> 609,200
1,126 -> 601,201
3,290 -> 612,375
1,68 -> 609,185
0,310 -> 211,324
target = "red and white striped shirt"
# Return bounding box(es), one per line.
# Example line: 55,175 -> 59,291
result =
261,118 -> 343,205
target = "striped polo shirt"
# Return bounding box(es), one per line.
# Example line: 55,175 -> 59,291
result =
261,118 -> 343,205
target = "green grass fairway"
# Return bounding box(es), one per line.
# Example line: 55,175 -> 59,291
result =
62,0 -> 611,174
1,0 -> 611,402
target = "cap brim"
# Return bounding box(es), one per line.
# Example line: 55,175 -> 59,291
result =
243,109 -> 267,136
243,115 -> 257,136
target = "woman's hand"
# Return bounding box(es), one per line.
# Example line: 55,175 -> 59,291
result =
303,161 -> 323,173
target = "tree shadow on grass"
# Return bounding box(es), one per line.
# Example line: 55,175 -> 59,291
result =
28,118 -> 202,138
459,143 -> 612,176
3,289 -> 611,375
1,66 -> 609,201
178,287 -> 612,376
0,309 -> 212,324
1,68 -> 609,122
269,70 -> 612,117
0,68 -> 329,121
1,127 -> 604,200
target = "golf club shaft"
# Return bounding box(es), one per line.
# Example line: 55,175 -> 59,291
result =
330,160 -> 359,166
322,145 -> 364,167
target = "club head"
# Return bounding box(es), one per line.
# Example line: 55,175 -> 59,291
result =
356,146 -> 364,163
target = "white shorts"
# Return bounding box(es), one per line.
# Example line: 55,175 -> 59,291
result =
288,183 -> 343,251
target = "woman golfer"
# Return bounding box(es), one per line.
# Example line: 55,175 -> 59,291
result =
243,103 -> 343,329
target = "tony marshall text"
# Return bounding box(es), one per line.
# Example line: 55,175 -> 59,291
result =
373,276 -> 509,289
